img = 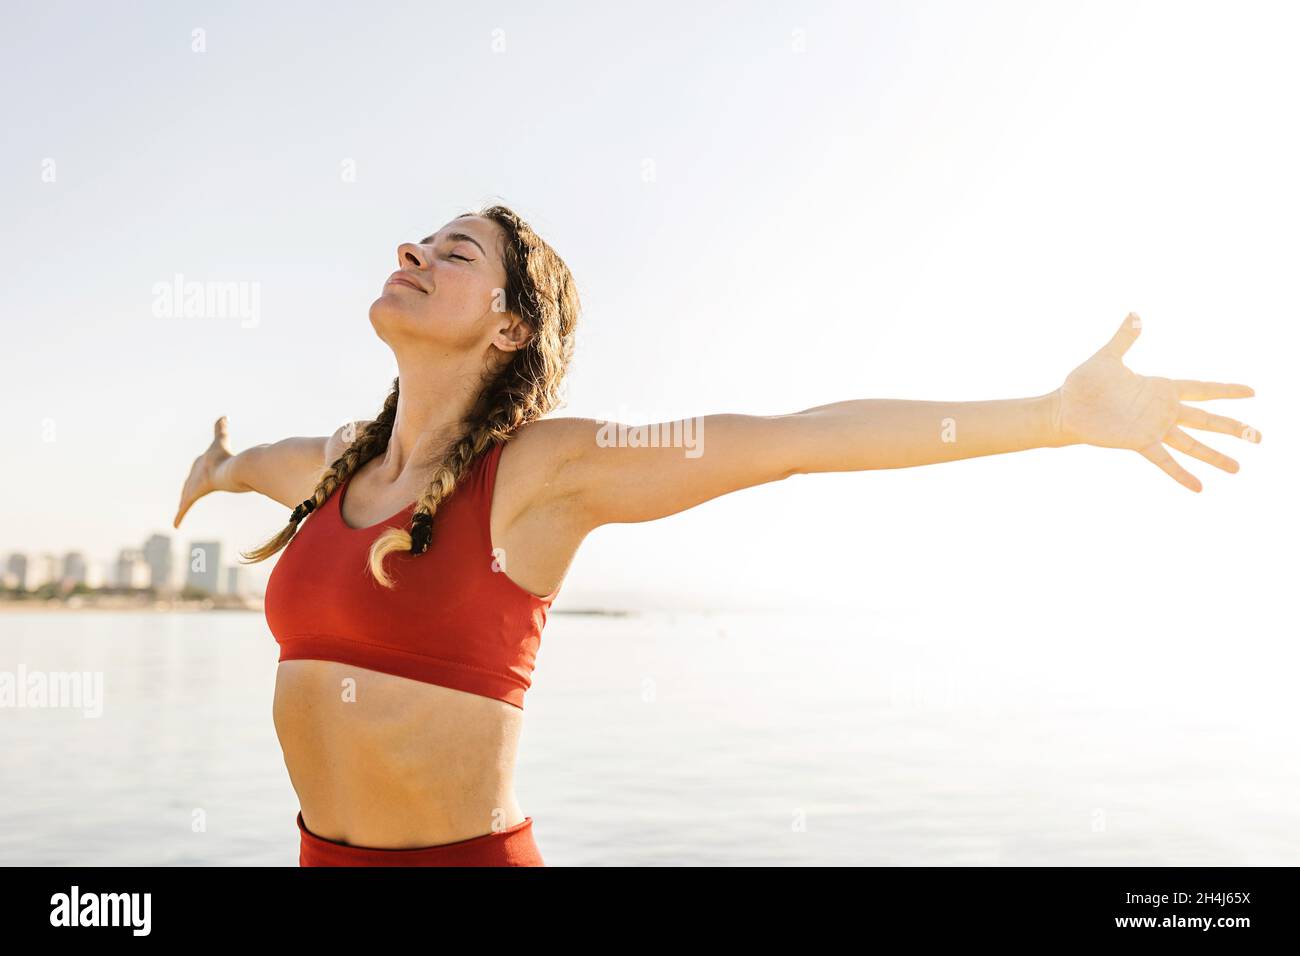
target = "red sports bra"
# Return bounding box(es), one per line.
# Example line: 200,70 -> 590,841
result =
264,441 -> 558,709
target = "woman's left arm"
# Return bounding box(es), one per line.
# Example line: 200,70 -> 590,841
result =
520,313 -> 1260,531
766,313 -> 1262,486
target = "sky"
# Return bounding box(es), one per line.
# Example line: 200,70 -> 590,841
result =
1,0 -> 1294,613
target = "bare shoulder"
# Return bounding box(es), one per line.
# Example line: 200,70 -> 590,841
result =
324,419 -> 373,464
500,417 -> 599,469
495,417 -> 600,520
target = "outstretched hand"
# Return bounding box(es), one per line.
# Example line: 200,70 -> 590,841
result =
174,416 -> 233,527
1054,313 -> 1260,492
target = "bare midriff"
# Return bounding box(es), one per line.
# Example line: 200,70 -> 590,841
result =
273,659 -> 527,849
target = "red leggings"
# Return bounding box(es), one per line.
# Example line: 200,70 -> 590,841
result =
297,811 -> 545,867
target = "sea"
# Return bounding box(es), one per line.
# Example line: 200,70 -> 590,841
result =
2,604 -> 1296,866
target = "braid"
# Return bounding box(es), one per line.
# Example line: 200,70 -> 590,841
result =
366,357 -> 543,587
239,377 -> 401,564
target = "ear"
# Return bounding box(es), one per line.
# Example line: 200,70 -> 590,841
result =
492,311 -> 533,352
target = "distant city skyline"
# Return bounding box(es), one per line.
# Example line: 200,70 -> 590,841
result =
3,531 -> 252,597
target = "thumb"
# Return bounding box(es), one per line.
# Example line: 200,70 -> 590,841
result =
1100,312 -> 1141,359
174,489 -> 192,528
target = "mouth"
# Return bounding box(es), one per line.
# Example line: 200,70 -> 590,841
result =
385,272 -> 428,294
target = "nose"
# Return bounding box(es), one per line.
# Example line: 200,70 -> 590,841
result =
397,242 -> 431,269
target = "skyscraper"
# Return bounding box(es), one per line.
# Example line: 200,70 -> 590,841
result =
29,554 -> 59,589
61,552 -> 88,587
186,541 -> 222,595
114,549 -> 149,589
143,534 -> 174,592
4,553 -> 29,590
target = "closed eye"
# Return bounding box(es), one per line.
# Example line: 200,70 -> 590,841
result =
449,253 -> 474,262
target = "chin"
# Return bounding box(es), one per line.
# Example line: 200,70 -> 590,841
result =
368,296 -> 400,339
369,295 -> 435,345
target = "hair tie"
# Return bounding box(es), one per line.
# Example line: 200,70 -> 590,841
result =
290,498 -> 316,523
409,512 -> 433,555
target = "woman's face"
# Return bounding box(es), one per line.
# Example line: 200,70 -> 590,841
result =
369,215 -> 524,354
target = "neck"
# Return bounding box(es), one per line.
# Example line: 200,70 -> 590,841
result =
379,350 -> 494,480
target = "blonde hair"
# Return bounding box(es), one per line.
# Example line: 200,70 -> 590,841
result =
241,204 -> 580,587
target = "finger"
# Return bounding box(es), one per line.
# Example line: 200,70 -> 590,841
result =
1163,426 -> 1239,474
1138,442 -> 1202,492
1100,312 -> 1142,359
214,414 -> 231,452
1174,380 -> 1254,401
1176,404 -> 1261,443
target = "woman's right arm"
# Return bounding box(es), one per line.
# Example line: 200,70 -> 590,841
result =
173,416 -> 361,527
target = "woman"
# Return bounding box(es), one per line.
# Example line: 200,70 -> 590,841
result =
172,204 -> 1260,866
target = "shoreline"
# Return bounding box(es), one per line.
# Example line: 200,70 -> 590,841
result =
0,599 -> 637,617
0,597 -> 263,613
